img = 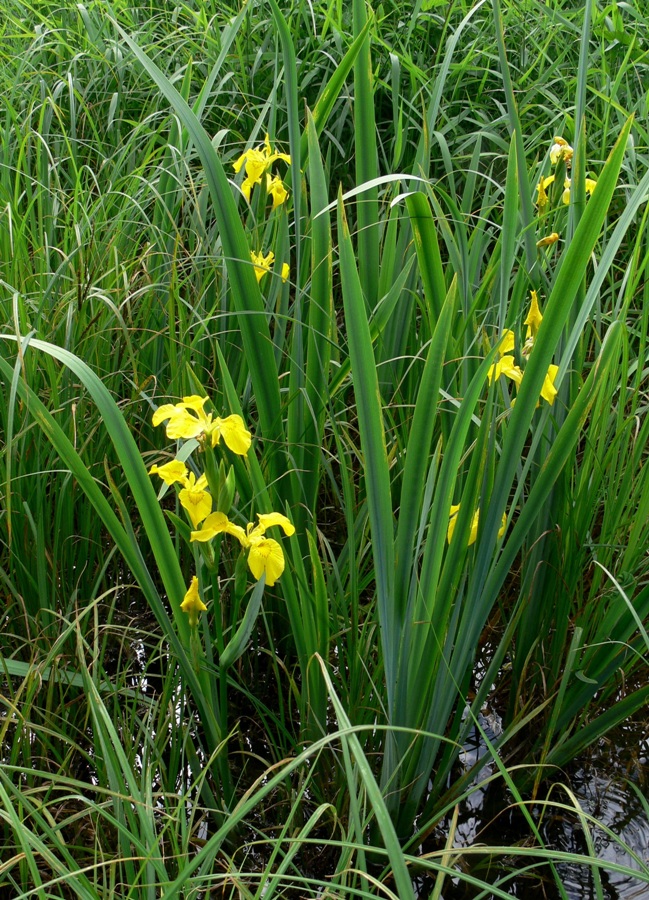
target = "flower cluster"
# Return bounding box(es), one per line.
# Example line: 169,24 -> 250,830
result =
150,395 -> 294,626
536,136 -> 597,212
487,291 -> 558,407
233,133 -> 291,206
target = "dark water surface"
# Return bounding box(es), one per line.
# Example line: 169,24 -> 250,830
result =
418,716 -> 649,899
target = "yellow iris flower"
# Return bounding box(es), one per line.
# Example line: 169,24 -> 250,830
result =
251,251 -> 289,285
562,177 -> 597,205
149,460 -> 212,528
536,174 -> 555,212
523,290 -> 543,357
488,330 -> 523,389
152,396 -> 251,455
180,576 -> 207,627
550,136 -> 573,165
191,511 -> 295,586
447,504 -> 507,546
251,250 -> 275,282
266,174 -> 288,209
233,134 -> 291,202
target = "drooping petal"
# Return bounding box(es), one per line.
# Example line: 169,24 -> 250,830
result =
232,151 -> 248,174
211,415 -> 252,455
149,460 -> 189,486
488,356 -> 523,387
241,177 -> 253,201
499,330 -> 515,356
281,263 -> 290,284
179,486 -> 213,528
244,152 -> 268,186
247,538 -> 285,586
180,576 -> 207,627
536,174 -> 555,211
267,174 -> 288,208
540,364 -> 559,405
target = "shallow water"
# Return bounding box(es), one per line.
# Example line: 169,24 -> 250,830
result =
421,716 -> 649,899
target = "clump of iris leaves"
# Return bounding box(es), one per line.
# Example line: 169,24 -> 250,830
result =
0,0 -> 648,897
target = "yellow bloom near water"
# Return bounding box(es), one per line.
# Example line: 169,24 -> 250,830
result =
191,511 -> 295,586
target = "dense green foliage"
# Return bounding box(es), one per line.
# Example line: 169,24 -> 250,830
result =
1,0 -> 648,896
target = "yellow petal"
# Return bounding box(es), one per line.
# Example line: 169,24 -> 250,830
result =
190,511 -> 231,542
180,576 -> 207,627
446,504 -> 480,546
281,263 -> 290,283
524,290 -> 543,340
255,512 -> 295,536
467,510 -> 480,546
488,356 -> 523,387
536,232 -> 559,248
266,174 -> 288,208
536,174 -> 555,210
247,538 -> 285,586
152,403 -> 181,427
540,364 -> 559,405
232,151 -> 248,174
499,330 -> 515,356
244,150 -> 267,185
179,487 -> 213,528
211,415 -> 252,455
164,408 -> 206,440
149,460 -> 189,486
251,250 -> 274,282
241,177 -> 252,201
550,137 -> 573,165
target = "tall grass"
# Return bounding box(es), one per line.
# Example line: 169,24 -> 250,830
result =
1,0 -> 648,895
